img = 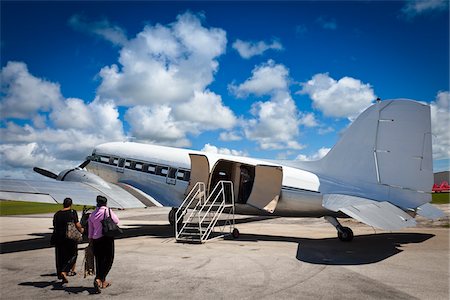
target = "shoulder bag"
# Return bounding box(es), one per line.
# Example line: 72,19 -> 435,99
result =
102,208 -> 123,237
66,210 -> 82,243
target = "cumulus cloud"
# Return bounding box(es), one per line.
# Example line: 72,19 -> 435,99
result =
296,147 -> 331,161
174,90 -> 236,130
219,131 -> 242,141
68,14 -> 128,46
201,143 -> 247,156
0,61 -> 63,118
229,60 -> 289,98
299,73 -> 376,119
401,0 -> 449,18
299,112 -> 319,127
430,91 -> 450,160
0,62 -> 126,177
230,60 -> 304,150
97,12 -> 227,106
232,39 -> 283,59
124,105 -> 190,147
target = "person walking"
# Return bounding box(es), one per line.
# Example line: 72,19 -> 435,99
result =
52,197 -> 84,283
88,195 -> 120,293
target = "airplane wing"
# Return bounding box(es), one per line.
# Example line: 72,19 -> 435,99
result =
0,178 -> 147,209
322,194 -> 417,230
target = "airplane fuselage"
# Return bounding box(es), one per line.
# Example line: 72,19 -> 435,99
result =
87,142 -> 335,217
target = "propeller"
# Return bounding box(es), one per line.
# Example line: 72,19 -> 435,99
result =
33,167 -> 58,179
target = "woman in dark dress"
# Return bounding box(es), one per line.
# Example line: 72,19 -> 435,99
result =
52,198 -> 84,283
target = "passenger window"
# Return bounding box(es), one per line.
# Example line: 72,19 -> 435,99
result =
112,158 -> 119,166
156,166 -> 168,176
135,163 -> 143,170
177,171 -> 185,180
146,164 -> 156,174
100,156 -> 110,163
125,161 -> 131,169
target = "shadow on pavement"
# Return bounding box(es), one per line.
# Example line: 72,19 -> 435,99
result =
233,232 -> 434,265
0,216 -> 273,254
19,280 -> 99,294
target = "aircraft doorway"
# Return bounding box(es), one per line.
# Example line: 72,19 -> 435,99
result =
209,160 -> 255,204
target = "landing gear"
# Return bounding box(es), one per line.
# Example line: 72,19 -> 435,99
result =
168,207 -> 177,226
232,228 -> 240,239
324,216 -> 354,242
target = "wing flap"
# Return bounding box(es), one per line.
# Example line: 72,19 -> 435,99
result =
0,179 -> 145,209
323,194 -> 416,230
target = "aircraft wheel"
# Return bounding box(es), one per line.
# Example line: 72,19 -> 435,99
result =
232,228 -> 240,239
338,227 -> 354,242
168,208 -> 176,226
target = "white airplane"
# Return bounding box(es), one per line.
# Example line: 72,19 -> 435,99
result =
0,99 -> 445,241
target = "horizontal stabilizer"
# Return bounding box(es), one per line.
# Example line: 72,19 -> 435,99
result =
323,194 -> 416,230
0,179 -> 146,209
416,203 -> 446,220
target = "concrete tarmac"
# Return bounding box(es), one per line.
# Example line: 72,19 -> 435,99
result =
0,207 -> 448,299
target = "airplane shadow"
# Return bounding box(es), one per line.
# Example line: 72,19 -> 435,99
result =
0,216 -> 273,254
233,232 -> 435,265
18,280 -> 99,295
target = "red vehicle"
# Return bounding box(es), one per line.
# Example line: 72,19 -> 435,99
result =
432,181 -> 450,193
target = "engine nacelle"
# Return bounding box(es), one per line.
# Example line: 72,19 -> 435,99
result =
57,168 -> 110,188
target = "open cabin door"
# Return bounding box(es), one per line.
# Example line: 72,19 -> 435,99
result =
246,165 -> 283,213
186,154 -> 210,196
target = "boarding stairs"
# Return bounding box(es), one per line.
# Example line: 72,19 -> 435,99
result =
175,181 -> 237,243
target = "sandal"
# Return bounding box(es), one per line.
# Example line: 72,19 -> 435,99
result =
67,271 -> 77,276
102,281 -> 111,289
93,279 -> 102,294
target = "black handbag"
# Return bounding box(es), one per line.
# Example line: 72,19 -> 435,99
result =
101,208 -> 122,237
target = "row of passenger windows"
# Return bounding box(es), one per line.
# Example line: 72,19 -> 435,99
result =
92,154 -> 191,182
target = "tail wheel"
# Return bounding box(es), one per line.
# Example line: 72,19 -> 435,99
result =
338,227 -> 354,242
168,208 -> 176,226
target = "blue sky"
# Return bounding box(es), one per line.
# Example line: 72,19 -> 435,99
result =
1,0 -> 449,178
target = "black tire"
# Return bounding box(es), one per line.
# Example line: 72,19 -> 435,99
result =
168,208 -> 176,226
232,228 -> 240,239
338,227 -> 354,242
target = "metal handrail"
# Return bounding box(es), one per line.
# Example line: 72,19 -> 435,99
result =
175,182 -> 205,239
176,180 -> 235,243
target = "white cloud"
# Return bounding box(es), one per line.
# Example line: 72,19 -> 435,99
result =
201,143 -> 247,156
219,131 -> 242,141
401,0 -> 449,18
124,105 -> 190,147
296,147 -> 331,161
0,61 -> 63,118
229,60 -> 289,98
430,91 -> 450,160
245,91 -> 304,150
317,126 -> 335,135
300,73 -> 376,119
232,39 -> 283,59
0,62 -> 126,177
174,90 -> 236,130
68,14 -> 128,46
97,11 -> 227,106
230,60 -> 304,150
299,112 -> 319,127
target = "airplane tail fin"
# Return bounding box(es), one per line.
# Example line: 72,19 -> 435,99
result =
313,99 -> 433,209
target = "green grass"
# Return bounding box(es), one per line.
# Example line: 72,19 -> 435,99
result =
431,193 -> 450,204
0,200 -> 90,216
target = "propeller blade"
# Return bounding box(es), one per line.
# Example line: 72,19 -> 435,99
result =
78,160 -> 90,169
33,167 -> 58,179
